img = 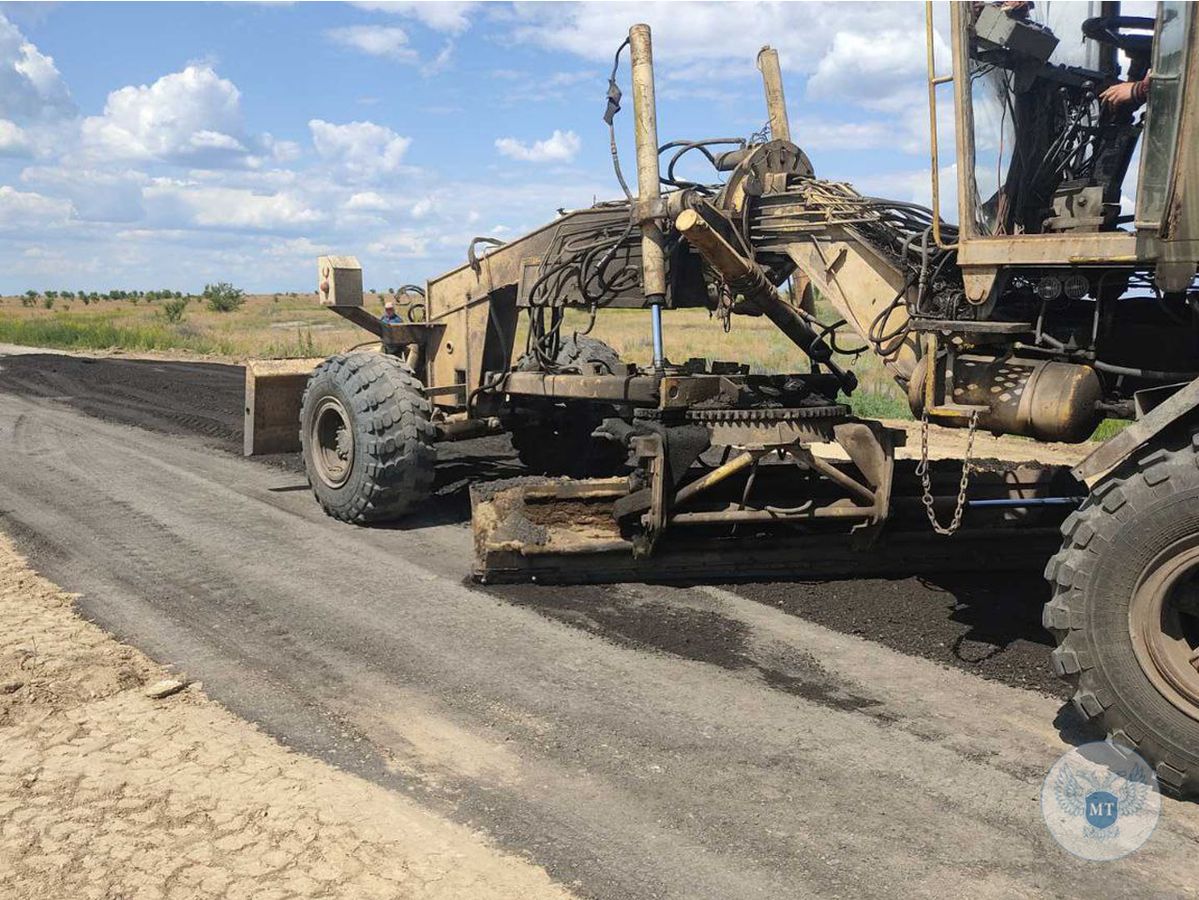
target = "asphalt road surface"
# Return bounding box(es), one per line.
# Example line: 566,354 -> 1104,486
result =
2,349 -> 1198,898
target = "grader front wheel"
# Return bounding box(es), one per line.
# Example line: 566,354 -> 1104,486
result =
299,352 -> 435,523
1044,431 -> 1199,797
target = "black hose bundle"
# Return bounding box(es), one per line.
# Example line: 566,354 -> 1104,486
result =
847,196 -> 964,360
523,215 -> 643,369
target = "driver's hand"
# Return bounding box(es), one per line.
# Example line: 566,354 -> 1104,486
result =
1100,79 -> 1147,110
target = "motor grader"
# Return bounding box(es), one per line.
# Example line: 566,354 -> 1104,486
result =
244,4 -> 1199,795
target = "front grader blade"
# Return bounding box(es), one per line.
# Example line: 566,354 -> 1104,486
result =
470,465 -> 1074,585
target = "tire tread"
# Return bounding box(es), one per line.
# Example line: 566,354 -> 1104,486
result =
1046,429 -> 1199,798
300,352 -> 435,523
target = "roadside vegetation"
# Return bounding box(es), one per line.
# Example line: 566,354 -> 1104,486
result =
162,296 -> 189,324
203,281 -> 246,313
0,287 -> 359,359
0,286 -> 1125,440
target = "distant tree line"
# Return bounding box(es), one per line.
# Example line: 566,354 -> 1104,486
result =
15,283 -> 251,318
19,288 -> 190,308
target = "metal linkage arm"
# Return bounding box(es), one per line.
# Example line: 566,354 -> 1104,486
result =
675,207 -> 858,394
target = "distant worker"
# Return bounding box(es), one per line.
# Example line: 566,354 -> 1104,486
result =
380,299 -> 403,324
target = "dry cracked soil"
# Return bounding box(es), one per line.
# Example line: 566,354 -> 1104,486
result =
0,532 -> 570,900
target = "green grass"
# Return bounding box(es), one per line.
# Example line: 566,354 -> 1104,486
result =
845,390 -> 912,420
0,297 -> 355,360
1090,418 -> 1132,442
0,315 -> 233,355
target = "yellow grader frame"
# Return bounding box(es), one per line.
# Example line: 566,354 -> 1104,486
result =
246,5 -> 1199,796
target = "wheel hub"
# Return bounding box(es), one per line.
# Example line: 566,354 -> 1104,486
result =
1129,536 -> 1199,722
310,396 -> 354,489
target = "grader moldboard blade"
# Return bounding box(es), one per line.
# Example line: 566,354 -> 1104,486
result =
470,461 -> 1077,585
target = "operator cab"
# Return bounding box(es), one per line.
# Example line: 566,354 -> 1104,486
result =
922,0 -> 1199,408
937,0 -> 1196,267
954,1 -> 1195,250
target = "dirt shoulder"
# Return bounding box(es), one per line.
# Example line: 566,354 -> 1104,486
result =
0,533 -> 571,900
881,417 -> 1094,467
808,417 -> 1094,468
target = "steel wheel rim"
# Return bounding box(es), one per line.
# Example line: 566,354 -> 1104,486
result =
310,396 -> 354,489
1129,535 -> 1199,722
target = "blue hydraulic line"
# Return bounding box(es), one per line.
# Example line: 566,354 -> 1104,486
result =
964,497 -> 1083,508
650,301 -> 665,369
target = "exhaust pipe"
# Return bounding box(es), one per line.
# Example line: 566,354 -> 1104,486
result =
756,47 -> 791,143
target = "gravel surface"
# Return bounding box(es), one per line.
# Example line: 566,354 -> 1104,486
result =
1,349 -> 1196,898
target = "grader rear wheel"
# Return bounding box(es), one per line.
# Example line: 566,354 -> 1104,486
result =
1128,537 -> 1199,721
507,335 -> 629,478
300,352 -> 435,523
1044,430 -> 1199,797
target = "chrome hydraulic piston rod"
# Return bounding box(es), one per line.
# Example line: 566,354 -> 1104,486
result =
629,23 -> 668,370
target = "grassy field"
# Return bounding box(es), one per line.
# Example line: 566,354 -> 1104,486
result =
0,291 -> 903,408
0,291 -> 363,360
0,290 -> 1125,436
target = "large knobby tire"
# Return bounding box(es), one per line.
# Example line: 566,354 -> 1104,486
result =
1044,429 -> 1199,797
508,336 -> 628,478
300,352 -> 435,523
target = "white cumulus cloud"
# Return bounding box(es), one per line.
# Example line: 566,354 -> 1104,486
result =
143,180 -> 324,231
345,191 -> 390,212
351,2 -> 479,34
0,118 -> 31,156
806,27 -> 947,113
80,65 -> 252,166
326,23 -> 457,74
0,12 -> 73,122
410,196 -> 434,218
0,185 -> 72,232
263,134 -> 302,163
503,2 -> 950,142
309,119 -> 412,180
495,129 -> 580,163
21,165 -> 148,223
367,229 -> 429,258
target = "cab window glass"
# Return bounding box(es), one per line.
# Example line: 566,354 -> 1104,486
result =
967,2 -> 1147,237
1136,1 -> 1190,228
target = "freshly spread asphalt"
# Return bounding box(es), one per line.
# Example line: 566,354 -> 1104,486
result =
2,349 -> 1194,898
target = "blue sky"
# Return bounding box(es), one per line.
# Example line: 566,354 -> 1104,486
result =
0,1 -> 977,293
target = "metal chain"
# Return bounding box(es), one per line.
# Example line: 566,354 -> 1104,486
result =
916,408 -> 979,536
